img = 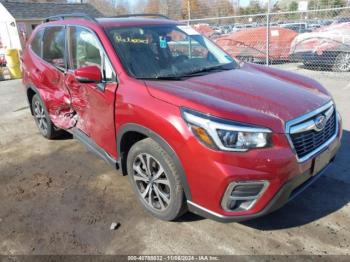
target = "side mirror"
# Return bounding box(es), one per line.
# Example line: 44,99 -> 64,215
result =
74,65 -> 102,83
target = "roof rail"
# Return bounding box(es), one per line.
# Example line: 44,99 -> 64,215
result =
44,13 -> 98,23
112,14 -> 170,20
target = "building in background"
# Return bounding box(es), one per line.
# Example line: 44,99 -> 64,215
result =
0,0 -> 103,49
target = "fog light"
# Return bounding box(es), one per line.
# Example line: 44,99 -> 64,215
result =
221,181 -> 268,212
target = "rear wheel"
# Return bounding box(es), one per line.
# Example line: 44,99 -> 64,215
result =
31,94 -> 62,139
127,138 -> 186,221
332,52 -> 350,72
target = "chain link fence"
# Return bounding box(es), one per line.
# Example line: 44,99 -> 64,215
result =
178,6 -> 350,76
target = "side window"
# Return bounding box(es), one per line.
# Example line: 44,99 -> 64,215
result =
30,29 -> 43,57
42,26 -> 66,68
69,26 -> 114,82
69,27 -> 102,69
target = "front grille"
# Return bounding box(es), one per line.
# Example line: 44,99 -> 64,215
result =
290,110 -> 336,159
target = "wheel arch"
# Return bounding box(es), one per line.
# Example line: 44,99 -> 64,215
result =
26,86 -> 38,115
25,84 -> 42,115
117,123 -> 192,201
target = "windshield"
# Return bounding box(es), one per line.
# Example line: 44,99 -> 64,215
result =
107,24 -> 238,79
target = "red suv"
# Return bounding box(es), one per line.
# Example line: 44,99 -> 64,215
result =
22,14 -> 342,222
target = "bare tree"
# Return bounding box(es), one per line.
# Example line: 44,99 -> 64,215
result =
115,0 -> 129,15
181,0 -> 209,19
144,0 -> 160,13
85,0 -> 131,16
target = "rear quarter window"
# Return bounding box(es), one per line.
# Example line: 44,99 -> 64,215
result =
30,29 -> 44,57
42,26 -> 66,68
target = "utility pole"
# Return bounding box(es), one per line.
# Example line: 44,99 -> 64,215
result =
266,0 -> 270,66
187,0 -> 191,24
236,0 -> 240,15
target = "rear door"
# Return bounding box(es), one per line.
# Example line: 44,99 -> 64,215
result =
65,25 -> 118,157
28,26 -> 74,129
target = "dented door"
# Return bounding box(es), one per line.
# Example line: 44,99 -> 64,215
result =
65,26 -> 118,157
31,26 -> 76,130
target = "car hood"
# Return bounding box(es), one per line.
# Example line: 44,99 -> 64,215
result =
145,63 -> 331,133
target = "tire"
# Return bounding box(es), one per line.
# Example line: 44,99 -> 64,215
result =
332,52 -> 350,72
127,138 -> 186,221
31,94 -> 62,139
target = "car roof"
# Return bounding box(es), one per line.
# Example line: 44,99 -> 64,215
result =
40,16 -> 183,30
97,17 -> 182,28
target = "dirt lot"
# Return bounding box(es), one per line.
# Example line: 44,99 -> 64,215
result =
0,64 -> 349,255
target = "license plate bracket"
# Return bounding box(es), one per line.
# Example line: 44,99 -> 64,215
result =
313,148 -> 331,176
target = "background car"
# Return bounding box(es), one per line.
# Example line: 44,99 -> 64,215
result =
280,22 -> 312,33
192,23 -> 215,38
332,16 -> 350,24
215,27 -> 297,62
290,22 -> 350,72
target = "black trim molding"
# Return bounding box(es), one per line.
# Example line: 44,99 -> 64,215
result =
117,123 -> 192,201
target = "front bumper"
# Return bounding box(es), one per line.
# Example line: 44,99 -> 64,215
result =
188,152 -> 338,222
183,111 -> 342,222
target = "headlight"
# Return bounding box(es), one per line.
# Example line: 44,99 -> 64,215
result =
182,108 -> 272,151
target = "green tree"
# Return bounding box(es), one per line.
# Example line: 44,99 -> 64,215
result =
319,0 -> 329,8
288,1 -> 298,11
308,0 -> 317,10
244,0 -> 265,14
332,0 -> 346,7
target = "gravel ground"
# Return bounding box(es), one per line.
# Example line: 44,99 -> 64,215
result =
0,64 -> 349,255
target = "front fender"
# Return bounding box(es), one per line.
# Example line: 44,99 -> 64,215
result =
117,123 -> 192,201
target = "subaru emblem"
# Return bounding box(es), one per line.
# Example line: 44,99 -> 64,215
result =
314,114 -> 326,132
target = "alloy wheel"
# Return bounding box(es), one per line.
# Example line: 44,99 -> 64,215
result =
132,153 -> 171,211
335,53 -> 350,72
33,100 -> 48,136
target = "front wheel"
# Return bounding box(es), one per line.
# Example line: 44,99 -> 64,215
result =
127,138 -> 186,221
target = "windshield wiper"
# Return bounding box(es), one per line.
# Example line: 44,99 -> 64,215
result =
182,64 -> 234,77
136,75 -> 184,81
135,63 -> 235,81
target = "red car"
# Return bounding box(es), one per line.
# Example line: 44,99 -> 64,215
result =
22,14 -> 342,222
215,27 -> 297,62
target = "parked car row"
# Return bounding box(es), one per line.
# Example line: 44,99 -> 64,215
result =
206,17 -> 348,36
195,18 -> 350,72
